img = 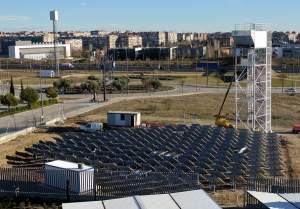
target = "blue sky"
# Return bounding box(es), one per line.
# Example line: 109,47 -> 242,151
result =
0,0 -> 299,32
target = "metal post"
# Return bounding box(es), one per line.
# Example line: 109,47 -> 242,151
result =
126,48 -> 129,95
53,20 -> 59,77
66,179 -> 70,202
102,58 -> 107,102
39,67 -> 44,123
206,62 -> 209,86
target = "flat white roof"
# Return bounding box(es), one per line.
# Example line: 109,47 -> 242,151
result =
248,191 -> 298,209
10,43 -> 69,49
62,201 -> 103,209
280,193 -> 300,208
63,189 -> 221,209
135,194 -> 179,209
170,189 -> 222,209
103,197 -> 140,209
45,160 -> 93,171
108,111 -> 140,115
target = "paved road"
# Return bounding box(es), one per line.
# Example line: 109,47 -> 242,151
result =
0,84 -> 297,137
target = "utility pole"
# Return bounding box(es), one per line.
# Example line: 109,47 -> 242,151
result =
102,57 -> 107,102
50,10 -> 60,77
125,48 -> 129,95
206,62 -> 209,86
39,67 -> 44,123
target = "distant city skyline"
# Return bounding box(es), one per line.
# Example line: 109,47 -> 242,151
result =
0,0 -> 300,32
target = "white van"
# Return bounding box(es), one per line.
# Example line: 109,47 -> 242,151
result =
80,122 -> 103,132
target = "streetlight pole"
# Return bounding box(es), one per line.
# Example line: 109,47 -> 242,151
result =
39,67 -> 44,123
126,47 -> 129,96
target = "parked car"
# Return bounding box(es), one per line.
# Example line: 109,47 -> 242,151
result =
80,122 -> 103,133
292,124 -> 300,134
285,88 -> 296,95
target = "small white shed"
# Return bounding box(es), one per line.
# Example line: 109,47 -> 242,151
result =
107,111 -> 141,127
45,160 -> 94,193
40,70 -> 55,78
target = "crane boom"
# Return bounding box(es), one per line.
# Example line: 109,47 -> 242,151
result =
217,81 -> 233,118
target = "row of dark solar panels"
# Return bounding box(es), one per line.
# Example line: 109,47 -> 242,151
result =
7,125 -> 284,186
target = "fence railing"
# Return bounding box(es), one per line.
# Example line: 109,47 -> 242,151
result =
0,167 -> 203,202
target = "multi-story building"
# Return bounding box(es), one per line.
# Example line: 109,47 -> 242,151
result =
62,39 -> 83,53
0,36 -> 44,55
199,33 -> 207,42
206,33 -> 233,58
8,41 -> 71,60
107,34 -> 118,49
91,30 -> 109,37
272,32 -> 289,46
286,31 -> 298,43
275,44 -> 300,58
185,33 -> 194,42
140,32 -> 166,47
165,32 -> 178,45
118,35 -> 142,48
42,33 -> 55,43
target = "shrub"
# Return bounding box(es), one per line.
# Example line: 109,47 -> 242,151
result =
0,93 -> 18,111
22,87 -> 39,108
151,79 -> 162,89
112,77 -> 129,91
46,87 -> 58,99
53,79 -> 72,93
88,75 -> 98,80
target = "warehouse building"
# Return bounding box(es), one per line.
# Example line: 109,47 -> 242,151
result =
8,41 -> 71,60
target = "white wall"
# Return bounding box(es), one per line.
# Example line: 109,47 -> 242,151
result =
8,43 -> 71,60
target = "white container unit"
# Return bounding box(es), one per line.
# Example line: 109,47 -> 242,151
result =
107,111 -> 141,127
40,70 -> 55,78
45,160 -> 94,193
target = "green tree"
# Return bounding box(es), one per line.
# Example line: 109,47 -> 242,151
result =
53,80 -> 60,89
20,79 -> 25,103
80,82 -> 89,93
45,87 -> 58,99
20,79 -> 24,92
1,93 -> 18,111
88,75 -> 98,81
22,87 -> 39,108
53,79 -> 72,93
10,76 -> 15,96
151,79 -> 162,90
87,81 -> 99,102
112,77 -> 129,91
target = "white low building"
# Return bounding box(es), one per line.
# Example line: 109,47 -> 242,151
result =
9,42 -> 71,60
107,111 -> 141,127
45,160 -> 94,193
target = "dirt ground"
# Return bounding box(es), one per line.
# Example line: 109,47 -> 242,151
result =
68,93 -> 300,129
280,133 -> 300,179
212,190 -> 245,208
0,129 -> 58,167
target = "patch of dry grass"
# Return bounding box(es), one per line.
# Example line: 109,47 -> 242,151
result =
280,134 -> 300,179
75,93 -> 300,129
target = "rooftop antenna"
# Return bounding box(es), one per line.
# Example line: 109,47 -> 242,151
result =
50,10 -> 60,77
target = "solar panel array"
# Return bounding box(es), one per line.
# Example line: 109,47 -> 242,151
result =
7,125 -> 284,187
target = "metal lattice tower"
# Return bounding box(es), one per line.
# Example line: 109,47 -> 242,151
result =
233,24 -> 272,133
50,10 -> 60,77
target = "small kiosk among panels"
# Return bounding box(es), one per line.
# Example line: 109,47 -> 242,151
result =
45,160 -> 94,193
107,111 -> 141,127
